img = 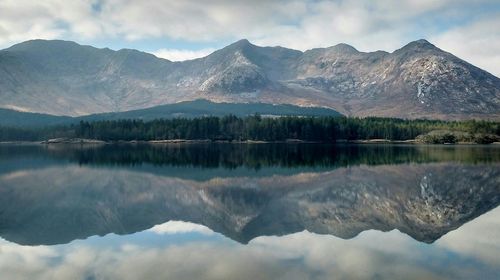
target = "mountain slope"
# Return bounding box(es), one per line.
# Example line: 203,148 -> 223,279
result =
0,39 -> 498,119
289,40 -> 500,118
0,99 -> 341,127
0,108 -> 72,127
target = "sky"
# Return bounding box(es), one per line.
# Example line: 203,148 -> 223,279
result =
0,0 -> 499,76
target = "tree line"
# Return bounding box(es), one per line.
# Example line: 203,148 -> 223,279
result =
1,115 -> 499,142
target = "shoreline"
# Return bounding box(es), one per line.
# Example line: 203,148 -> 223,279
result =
1,138 -> 499,146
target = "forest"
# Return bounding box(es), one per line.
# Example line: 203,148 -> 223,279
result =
0,115 -> 499,143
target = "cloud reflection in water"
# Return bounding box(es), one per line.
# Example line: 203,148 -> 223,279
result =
0,207 -> 499,280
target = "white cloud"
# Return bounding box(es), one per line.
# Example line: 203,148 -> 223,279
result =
436,206 -> 500,266
151,48 -> 215,61
1,205 -> 500,279
1,225 -> 494,280
148,220 -> 214,235
431,14 -> 500,77
0,1 -> 498,76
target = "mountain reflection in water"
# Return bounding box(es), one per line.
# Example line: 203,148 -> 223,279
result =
0,144 -> 499,280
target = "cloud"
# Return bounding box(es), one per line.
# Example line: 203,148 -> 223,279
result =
151,48 -> 215,61
436,206 -> 500,266
0,0 -> 498,76
431,14 -> 500,77
1,205 -> 500,280
0,227 -> 490,280
147,221 -> 214,235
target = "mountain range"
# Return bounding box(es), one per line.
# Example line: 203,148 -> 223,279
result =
0,39 -> 499,120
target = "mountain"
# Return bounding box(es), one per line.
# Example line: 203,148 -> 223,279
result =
0,99 -> 341,127
0,39 -> 499,119
79,99 -> 342,122
0,108 -> 73,127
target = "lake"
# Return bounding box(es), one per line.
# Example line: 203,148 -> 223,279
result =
0,143 -> 499,280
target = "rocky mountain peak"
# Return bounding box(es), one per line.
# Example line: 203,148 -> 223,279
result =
201,39 -> 259,67
221,39 -> 257,53
396,39 -> 440,53
6,39 -> 79,52
328,43 -> 359,54
232,38 -> 252,46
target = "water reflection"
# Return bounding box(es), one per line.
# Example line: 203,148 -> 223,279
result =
0,144 -> 499,279
0,144 -> 498,246
1,143 -> 499,168
1,208 -> 499,280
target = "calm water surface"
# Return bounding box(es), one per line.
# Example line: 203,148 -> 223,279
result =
0,144 -> 499,280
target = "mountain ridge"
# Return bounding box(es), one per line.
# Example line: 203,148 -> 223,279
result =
0,38 -> 498,119
0,99 -> 342,127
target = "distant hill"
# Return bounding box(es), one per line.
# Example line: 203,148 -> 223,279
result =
0,108 -> 72,127
0,39 -> 499,119
0,99 -> 342,127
